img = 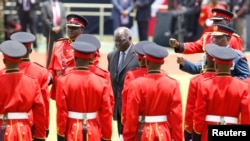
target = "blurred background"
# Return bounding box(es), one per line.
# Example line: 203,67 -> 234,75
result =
2,0 -> 250,51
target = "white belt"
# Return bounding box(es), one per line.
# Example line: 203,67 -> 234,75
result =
68,111 -> 97,120
0,113 -> 28,119
139,115 -> 167,123
205,115 -> 238,124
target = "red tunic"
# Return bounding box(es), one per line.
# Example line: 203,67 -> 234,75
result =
88,64 -> 114,112
123,73 -> 183,141
56,69 -> 112,141
48,38 -> 100,99
184,71 -> 215,133
0,72 -> 46,140
194,76 -> 250,141
122,68 -> 168,124
198,4 -> 226,33
19,61 -> 50,131
121,67 -> 147,125
182,32 -> 243,53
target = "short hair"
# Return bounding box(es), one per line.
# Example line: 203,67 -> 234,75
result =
114,27 -> 132,40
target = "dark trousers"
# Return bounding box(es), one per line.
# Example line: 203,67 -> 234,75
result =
137,21 -> 149,41
117,112 -> 123,135
20,11 -> 38,48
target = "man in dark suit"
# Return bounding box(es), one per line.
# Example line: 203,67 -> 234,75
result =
16,0 -> 39,50
41,0 -> 66,68
134,0 -> 154,41
107,26 -> 139,140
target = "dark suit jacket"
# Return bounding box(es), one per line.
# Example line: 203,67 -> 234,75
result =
41,1 -> 66,37
135,0 -> 154,21
180,49 -> 250,79
107,45 -> 139,120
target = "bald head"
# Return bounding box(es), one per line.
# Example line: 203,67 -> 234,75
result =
114,27 -> 132,39
114,27 -> 132,51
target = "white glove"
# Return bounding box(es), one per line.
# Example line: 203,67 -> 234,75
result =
205,19 -> 213,27
119,134 -> 124,141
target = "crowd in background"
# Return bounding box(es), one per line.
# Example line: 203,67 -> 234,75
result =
1,1 -> 250,141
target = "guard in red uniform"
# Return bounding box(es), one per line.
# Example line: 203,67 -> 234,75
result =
10,32 -> 51,137
75,33 -> 114,112
48,14 -> 100,100
193,45 -> 250,141
121,41 -> 155,125
56,42 -> 112,141
170,8 -> 243,53
123,43 -> 183,141
0,40 -> 46,141
184,44 -> 216,141
198,0 -> 226,33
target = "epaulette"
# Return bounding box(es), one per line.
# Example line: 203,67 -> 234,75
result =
166,75 -> 177,80
203,76 -> 214,81
232,33 -> 240,37
97,66 -> 108,73
61,70 -> 73,77
93,67 -> 109,78
57,38 -> 69,41
33,62 -> 46,68
25,74 -> 37,80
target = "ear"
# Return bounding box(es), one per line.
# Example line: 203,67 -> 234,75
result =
145,59 -> 149,67
80,27 -> 84,33
3,58 -> 6,65
214,62 -> 218,70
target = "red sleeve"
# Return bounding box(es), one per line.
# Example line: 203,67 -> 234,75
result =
121,71 -> 134,124
193,82 -> 207,134
56,78 -> 68,137
32,80 -> 47,138
48,41 -> 66,100
183,34 -> 206,54
168,81 -> 183,141
184,78 -> 197,133
98,81 -> 113,139
123,84 -> 140,141
40,70 -> 50,130
104,71 -> 114,117
239,84 -> 250,124
48,40 -> 66,74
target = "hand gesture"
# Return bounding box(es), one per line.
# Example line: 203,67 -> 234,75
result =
177,56 -> 185,65
169,38 -> 179,48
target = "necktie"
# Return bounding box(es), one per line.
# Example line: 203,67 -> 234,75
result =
53,3 -> 60,26
23,0 -> 30,11
118,52 -> 125,72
